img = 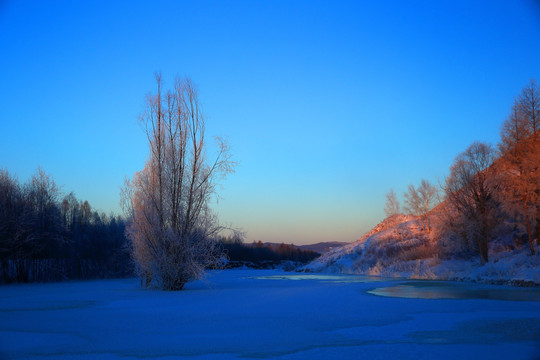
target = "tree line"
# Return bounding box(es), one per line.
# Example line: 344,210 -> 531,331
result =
0,163 -> 318,285
219,236 -> 320,267
385,79 -> 539,263
0,167 -> 131,283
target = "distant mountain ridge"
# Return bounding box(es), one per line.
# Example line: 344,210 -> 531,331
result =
260,241 -> 350,254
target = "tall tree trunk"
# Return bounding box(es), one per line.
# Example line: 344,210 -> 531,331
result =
536,209 -> 540,247
522,199 -> 535,254
479,237 -> 489,264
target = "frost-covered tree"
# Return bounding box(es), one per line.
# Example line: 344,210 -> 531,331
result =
443,142 -> 498,263
517,79 -> 540,244
404,179 -> 438,232
384,189 -> 400,218
518,79 -> 540,136
384,188 -> 404,240
123,74 -> 234,290
498,95 -> 540,254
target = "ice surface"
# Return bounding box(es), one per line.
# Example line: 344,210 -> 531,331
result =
1,270 -> 539,359
252,274 -> 385,282
368,280 -> 540,301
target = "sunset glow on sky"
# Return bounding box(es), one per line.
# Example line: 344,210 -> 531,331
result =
1,1 -> 539,244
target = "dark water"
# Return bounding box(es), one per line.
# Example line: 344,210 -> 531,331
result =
368,281 -> 540,302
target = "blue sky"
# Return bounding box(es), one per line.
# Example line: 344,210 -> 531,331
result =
1,1 -> 539,245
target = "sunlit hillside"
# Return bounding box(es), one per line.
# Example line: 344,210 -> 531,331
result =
303,212 -> 540,286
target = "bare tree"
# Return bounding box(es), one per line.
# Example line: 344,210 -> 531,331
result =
25,167 -> 63,259
384,188 -> 403,239
124,74 -> 234,290
0,169 -> 24,277
404,179 -> 438,232
443,142 -> 498,263
518,79 -> 540,136
384,189 -> 400,218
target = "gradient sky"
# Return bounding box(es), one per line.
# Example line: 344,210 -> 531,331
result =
1,1 -> 539,245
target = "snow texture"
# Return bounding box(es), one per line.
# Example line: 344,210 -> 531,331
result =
1,269 -> 540,359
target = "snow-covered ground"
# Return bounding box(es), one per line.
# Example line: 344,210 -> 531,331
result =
1,269 -> 540,359
303,215 -> 540,286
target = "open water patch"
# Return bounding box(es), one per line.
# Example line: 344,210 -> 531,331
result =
368,281 -> 540,302
253,274 -> 384,283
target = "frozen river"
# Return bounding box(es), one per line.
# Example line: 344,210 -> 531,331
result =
1,269 -> 539,359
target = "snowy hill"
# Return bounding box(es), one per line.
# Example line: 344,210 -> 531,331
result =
303,214 -> 540,286
303,214 -> 430,275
